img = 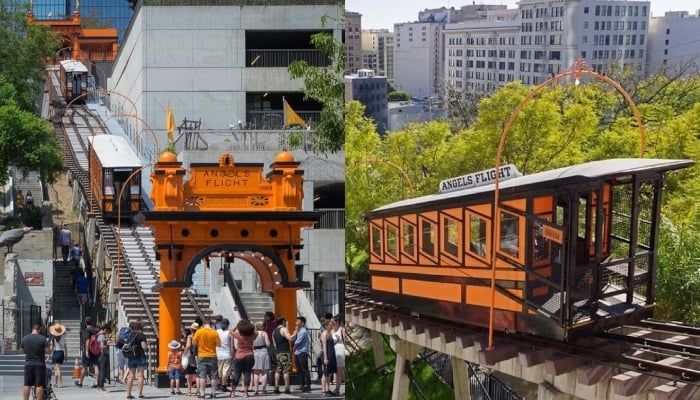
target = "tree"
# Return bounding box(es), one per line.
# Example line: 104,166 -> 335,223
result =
0,103 -> 64,184
387,90 -> 410,102
0,8 -> 65,184
0,7 -> 60,112
288,14 -> 345,153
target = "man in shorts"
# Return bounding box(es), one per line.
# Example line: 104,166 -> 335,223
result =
272,317 -> 293,394
21,324 -> 50,400
76,316 -> 99,387
192,319 -> 221,399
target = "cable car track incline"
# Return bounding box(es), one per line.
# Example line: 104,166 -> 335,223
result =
346,281 -> 700,385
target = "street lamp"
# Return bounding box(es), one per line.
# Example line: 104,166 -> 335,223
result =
486,58 -> 647,349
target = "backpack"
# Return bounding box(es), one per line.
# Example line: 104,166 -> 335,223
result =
118,327 -> 131,341
88,332 -> 102,356
121,332 -> 138,359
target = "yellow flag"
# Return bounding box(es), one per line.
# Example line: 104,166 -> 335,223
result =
283,99 -> 306,128
166,104 -> 176,141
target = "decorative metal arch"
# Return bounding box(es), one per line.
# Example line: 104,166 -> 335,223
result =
184,243 -> 292,290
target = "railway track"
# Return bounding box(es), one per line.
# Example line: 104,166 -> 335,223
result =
346,280 -> 700,385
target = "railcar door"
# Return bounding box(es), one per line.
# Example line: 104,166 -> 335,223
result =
525,193 -> 569,326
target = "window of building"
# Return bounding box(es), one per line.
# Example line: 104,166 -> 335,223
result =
468,214 -> 488,257
386,225 -> 398,257
584,6 -> 589,14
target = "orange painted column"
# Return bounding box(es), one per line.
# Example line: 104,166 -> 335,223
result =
274,287 -> 298,326
157,250 -> 182,373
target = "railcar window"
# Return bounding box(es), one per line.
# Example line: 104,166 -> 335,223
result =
443,216 -> 459,257
387,225 -> 398,257
499,211 -> 520,257
402,223 -> 415,256
371,225 -> 382,256
104,170 -> 114,194
469,215 -> 487,257
421,220 -> 435,256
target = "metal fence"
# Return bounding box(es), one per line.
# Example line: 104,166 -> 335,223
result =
1,300 -> 42,353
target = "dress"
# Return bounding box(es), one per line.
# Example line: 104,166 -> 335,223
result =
252,331 -> 269,371
332,327 -> 346,368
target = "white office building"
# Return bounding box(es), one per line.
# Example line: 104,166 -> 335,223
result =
648,10 -> 700,76
442,0 -> 650,94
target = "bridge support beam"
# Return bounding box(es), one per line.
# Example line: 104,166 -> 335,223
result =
451,357 -> 471,400
390,335 -> 421,400
371,330 -> 385,371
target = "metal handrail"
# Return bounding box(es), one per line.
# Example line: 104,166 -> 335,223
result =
225,270 -> 249,321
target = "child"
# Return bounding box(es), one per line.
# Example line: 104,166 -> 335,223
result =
167,340 -> 184,395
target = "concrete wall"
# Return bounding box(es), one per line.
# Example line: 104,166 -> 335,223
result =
109,4 -> 343,145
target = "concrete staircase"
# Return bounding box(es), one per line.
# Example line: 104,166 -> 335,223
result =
116,226 -> 213,344
238,291 -> 275,323
12,169 -> 43,209
51,260 -> 83,369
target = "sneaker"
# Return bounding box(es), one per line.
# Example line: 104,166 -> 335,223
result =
176,391 -> 184,395
74,381 -> 83,387
302,386 -> 311,393
171,390 -> 176,395
283,388 -> 291,394
273,389 -> 280,395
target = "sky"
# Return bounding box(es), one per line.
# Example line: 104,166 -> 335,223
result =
345,0 -> 698,31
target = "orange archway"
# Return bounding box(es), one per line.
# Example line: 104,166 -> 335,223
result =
144,150 -> 320,384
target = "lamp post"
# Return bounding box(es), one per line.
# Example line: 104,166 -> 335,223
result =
486,58 -> 646,349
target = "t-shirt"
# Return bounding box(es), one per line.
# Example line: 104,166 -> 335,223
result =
233,331 -> 255,360
192,327 -> 220,358
21,333 -> 49,366
71,246 -> 82,261
131,332 -> 148,358
216,328 -> 232,359
76,276 -> 89,294
59,228 -> 71,246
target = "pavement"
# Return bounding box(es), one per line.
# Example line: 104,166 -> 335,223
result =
0,375 -> 345,400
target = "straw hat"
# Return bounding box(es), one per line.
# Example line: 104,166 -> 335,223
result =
190,322 -> 199,330
49,323 -> 66,337
168,340 -> 181,350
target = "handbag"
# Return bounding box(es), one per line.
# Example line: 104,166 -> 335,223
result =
181,354 -> 190,369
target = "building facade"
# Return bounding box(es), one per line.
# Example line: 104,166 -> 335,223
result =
393,21 -> 444,97
442,0 -> 650,94
20,0 -> 133,44
345,69 -> 389,134
345,11 -> 362,74
648,10 -> 700,76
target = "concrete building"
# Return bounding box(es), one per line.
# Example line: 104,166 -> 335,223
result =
361,29 -> 394,81
345,69 -> 389,134
345,11 -> 363,74
108,0 -> 345,317
648,10 -> 700,76
393,20 -> 444,97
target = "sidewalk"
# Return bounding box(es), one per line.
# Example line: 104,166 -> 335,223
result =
0,375 -> 344,399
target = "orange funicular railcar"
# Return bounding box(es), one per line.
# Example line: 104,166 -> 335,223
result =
367,159 -> 693,340
89,135 -> 143,222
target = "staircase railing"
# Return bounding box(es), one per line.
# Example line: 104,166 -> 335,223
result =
113,226 -> 158,338
183,289 -> 206,323
224,270 -> 249,321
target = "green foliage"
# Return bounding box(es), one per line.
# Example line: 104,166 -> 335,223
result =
288,14 -> 344,154
0,104 -> 64,184
0,8 -> 60,112
345,336 -> 455,400
388,90 -> 410,102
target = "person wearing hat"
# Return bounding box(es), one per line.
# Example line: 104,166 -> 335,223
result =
167,340 -> 184,395
183,324 -> 199,396
49,323 -> 68,388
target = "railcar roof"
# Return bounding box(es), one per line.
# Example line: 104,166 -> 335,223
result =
59,59 -> 88,73
370,158 -> 693,215
90,135 -> 142,168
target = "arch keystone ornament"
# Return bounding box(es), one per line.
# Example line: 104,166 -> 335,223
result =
144,150 -> 321,386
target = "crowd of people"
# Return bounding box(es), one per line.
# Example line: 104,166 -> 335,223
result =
22,311 -> 348,399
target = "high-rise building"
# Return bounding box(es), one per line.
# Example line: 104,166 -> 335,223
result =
361,29 -> 394,81
345,11 -> 362,74
393,20 -> 444,98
